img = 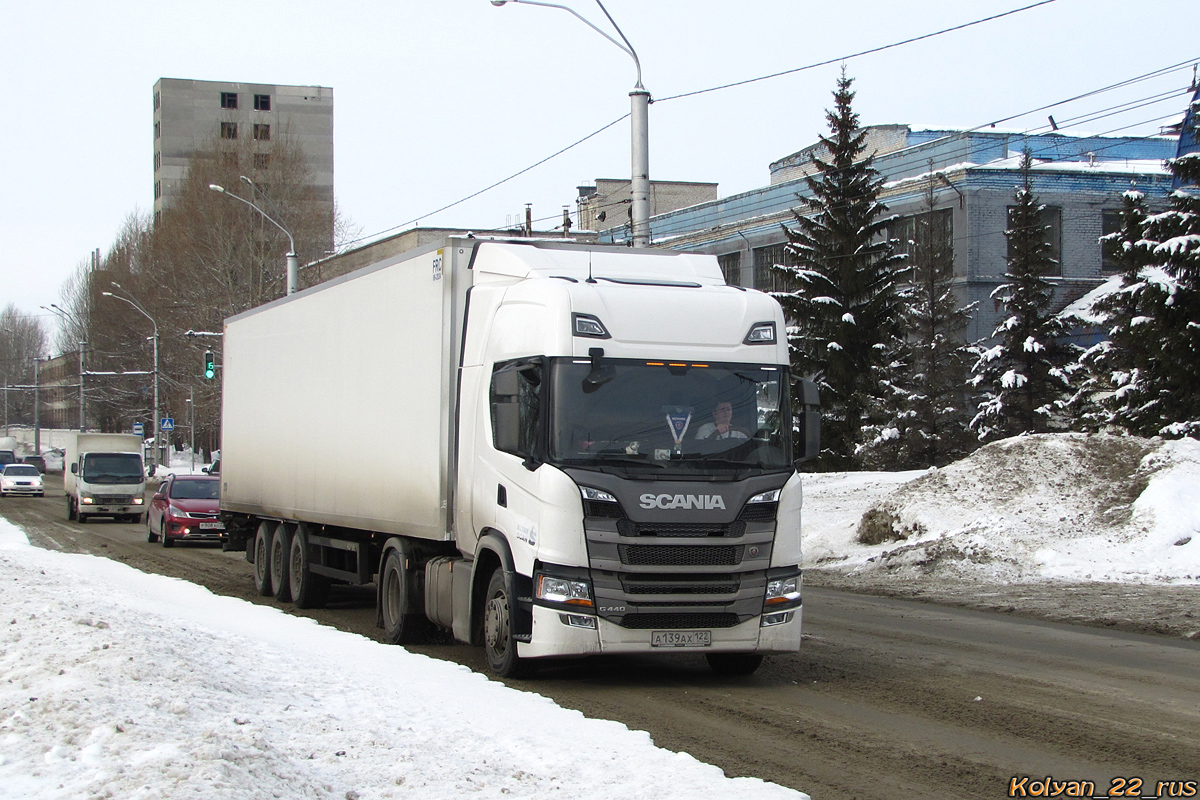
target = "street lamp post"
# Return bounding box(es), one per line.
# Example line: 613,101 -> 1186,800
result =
491,0 -> 650,247
102,286 -> 160,472
209,183 -> 299,295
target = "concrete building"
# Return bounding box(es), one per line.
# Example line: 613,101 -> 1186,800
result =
576,179 -> 719,237
152,78 -> 334,224
608,126 -> 1176,342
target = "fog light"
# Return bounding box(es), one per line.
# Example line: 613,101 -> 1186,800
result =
559,614 -> 597,629
761,611 -> 794,627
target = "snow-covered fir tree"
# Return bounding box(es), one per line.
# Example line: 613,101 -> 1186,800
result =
969,150 -> 1077,440
1102,149 -> 1200,437
871,175 -> 976,468
1066,189 -> 1155,431
770,71 -> 909,469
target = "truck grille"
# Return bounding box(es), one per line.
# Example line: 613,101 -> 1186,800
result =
583,500 -> 624,519
620,613 -> 741,629
618,544 -> 744,566
617,520 -> 745,538
738,501 -> 778,522
622,574 -> 739,596
95,495 -> 133,505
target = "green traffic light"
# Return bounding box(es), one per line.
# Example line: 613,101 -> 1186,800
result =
204,351 -> 215,380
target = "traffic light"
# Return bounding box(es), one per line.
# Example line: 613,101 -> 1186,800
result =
203,350 -> 216,380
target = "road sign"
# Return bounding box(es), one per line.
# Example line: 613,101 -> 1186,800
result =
160,418 -> 175,431
133,423 -> 144,435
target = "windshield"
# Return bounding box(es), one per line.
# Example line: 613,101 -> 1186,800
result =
170,479 -> 219,500
4,465 -> 39,477
548,358 -> 791,476
81,453 -> 144,484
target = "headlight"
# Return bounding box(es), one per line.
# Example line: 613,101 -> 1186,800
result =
133,497 -> 144,505
764,575 -> 802,608
579,486 -> 617,503
748,489 -> 781,504
1,479 -> 13,488
81,493 -> 95,504
536,575 -> 593,608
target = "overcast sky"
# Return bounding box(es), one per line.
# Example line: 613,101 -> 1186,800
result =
4,0 -> 1197,340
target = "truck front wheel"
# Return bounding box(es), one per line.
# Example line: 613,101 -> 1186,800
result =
252,522 -> 275,596
67,498 -> 77,521
483,569 -> 531,679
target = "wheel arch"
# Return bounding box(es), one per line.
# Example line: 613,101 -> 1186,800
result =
470,529 -> 532,647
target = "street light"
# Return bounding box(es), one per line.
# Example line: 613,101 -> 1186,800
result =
209,183 -> 300,295
42,304 -> 87,432
102,285 -> 160,472
491,0 -> 650,247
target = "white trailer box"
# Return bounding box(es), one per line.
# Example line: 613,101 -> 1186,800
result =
220,243 -> 467,541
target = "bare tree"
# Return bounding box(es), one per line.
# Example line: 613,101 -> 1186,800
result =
0,304 -> 48,427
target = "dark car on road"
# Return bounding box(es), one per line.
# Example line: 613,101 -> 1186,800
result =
23,455 -> 47,473
146,474 -> 223,547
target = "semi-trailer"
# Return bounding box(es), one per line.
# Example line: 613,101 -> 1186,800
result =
218,237 -> 818,677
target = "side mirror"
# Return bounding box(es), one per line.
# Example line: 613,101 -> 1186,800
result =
70,463 -> 77,475
493,402 -> 521,455
794,378 -> 821,465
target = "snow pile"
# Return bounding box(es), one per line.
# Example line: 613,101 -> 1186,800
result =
803,433 -> 1200,584
0,521 -> 806,800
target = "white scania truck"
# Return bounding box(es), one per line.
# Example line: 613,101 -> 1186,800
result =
219,238 -> 818,677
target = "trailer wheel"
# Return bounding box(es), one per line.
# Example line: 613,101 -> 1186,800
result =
252,522 -> 275,596
482,568 -> 532,679
380,548 -> 429,645
271,523 -> 295,603
288,524 -> 330,609
705,653 -> 764,676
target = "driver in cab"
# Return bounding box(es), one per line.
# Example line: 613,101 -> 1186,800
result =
694,400 -> 749,441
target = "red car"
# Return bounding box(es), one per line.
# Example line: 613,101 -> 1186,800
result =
146,474 -> 224,547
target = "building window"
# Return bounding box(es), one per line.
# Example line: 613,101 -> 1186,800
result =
153,121 -> 160,140
221,92 -> 238,110
253,153 -> 270,170
154,181 -> 161,200
154,151 -> 160,172
1007,204 -> 1061,276
222,151 -> 239,168
890,208 -> 953,266
254,94 -> 271,111
253,123 -> 270,141
221,122 -> 238,140
718,252 -> 742,286
153,91 -> 159,111
753,244 -> 799,293
1101,210 -> 1124,273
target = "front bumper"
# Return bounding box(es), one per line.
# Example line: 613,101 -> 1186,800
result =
517,602 -> 802,660
2,486 -> 44,496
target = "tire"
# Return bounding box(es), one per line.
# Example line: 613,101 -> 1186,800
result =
482,568 -> 531,678
705,653 -> 764,676
161,522 -> 174,548
252,522 -> 275,597
380,548 -> 429,645
271,523 -> 294,603
78,511 -> 88,524
67,498 -> 77,521
147,516 -> 158,543
288,524 -> 330,609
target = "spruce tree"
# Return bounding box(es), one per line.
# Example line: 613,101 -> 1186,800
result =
969,150 -> 1076,439
881,175 -> 976,468
1067,189 -> 1154,431
1122,151 -> 1200,436
770,71 -> 908,469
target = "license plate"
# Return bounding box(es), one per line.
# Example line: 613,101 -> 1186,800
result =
651,630 -> 712,648
199,522 -> 223,530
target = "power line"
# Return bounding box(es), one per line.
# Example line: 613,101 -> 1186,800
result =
348,0 -> 1064,246
656,0 -> 1060,103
